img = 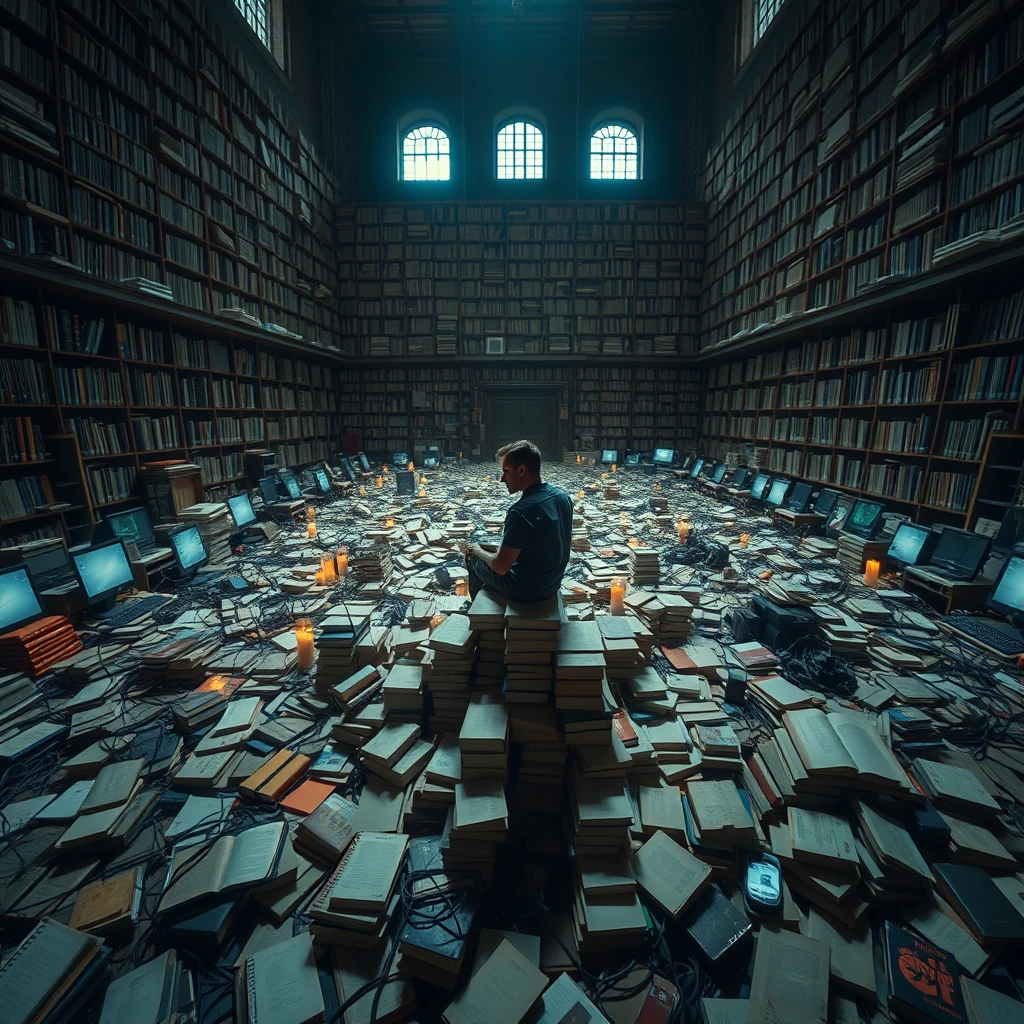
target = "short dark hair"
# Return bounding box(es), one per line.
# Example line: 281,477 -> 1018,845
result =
496,439 -> 541,477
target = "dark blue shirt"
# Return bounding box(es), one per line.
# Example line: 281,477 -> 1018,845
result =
501,481 -> 574,599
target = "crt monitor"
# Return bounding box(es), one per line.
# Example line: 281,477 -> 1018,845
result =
358,452 -> 371,473
259,476 -> 279,504
731,468 -> 752,489
103,506 -> 155,548
72,539 -> 135,612
766,478 -> 791,507
279,470 -> 302,500
988,555 -> 1024,620
227,492 -> 257,530
689,458 -> 704,479
339,457 -> 357,482
0,565 -> 44,633
712,463 -> 728,484
786,482 -> 814,513
423,454 -> 439,468
844,499 -> 885,539
751,473 -> 772,501
625,451 -> 640,465
169,525 -> 208,577
814,488 -> 841,517
887,522 -> 935,568
315,468 -> 331,495
930,527 -> 991,579
652,448 -> 674,467
392,451 -> 409,466
601,449 -> 617,465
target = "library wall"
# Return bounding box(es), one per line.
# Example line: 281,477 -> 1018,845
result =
342,35 -> 700,201
698,0 -> 1024,531
0,0 -> 342,546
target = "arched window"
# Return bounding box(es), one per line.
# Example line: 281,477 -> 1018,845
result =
497,120 -> 544,179
401,125 -> 451,181
590,123 -> 639,180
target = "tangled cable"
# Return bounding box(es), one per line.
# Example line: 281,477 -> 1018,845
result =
776,633 -> 858,699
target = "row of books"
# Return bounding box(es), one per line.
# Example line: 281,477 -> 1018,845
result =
0,413 -> 45,463
0,472 -> 55,520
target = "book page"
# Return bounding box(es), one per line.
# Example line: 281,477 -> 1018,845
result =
747,928 -> 829,1024
332,833 -> 407,905
160,839 -> 232,912
251,933 -> 323,1024
445,938 -> 548,1024
226,821 -> 286,888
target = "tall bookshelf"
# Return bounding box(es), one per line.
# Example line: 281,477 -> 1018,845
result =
336,201 -> 705,359
698,0 -> 1024,526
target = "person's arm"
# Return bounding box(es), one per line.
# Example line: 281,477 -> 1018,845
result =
470,542 -> 520,576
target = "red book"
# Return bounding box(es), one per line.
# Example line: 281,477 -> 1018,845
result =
612,710 -> 638,747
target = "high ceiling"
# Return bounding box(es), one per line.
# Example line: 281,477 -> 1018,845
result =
333,0 -> 701,54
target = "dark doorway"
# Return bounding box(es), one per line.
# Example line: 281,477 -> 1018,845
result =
483,387 -> 561,463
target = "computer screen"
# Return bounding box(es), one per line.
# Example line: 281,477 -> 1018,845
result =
106,506 -> 154,546
601,449 -> 617,465
988,555 -> 1024,619
814,489 -> 840,517
712,463 -> 727,483
339,458 -> 356,481
315,469 -> 331,494
844,499 -> 885,539
931,527 -> 990,577
259,477 -> 277,504
280,471 -> 301,500
751,473 -> 771,501
652,448 -> 674,466
766,478 -> 790,506
625,452 -> 640,465
423,455 -> 438,467
787,482 -> 813,512
0,565 -> 44,632
689,458 -> 704,479
887,522 -> 933,567
392,451 -> 409,466
73,541 -> 134,603
358,453 -> 371,472
228,492 -> 257,529
170,526 -> 208,573
24,545 -> 70,578
731,468 -> 751,489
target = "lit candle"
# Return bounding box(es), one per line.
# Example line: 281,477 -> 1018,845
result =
678,519 -> 690,543
430,612 -> 446,630
601,472 -> 607,480
383,465 -> 389,474
420,475 -> 427,484
419,486 -> 427,497
315,568 -> 325,586
321,554 -> 335,582
407,461 -> 414,472
610,578 -> 626,615
628,537 -> 639,548
295,617 -> 315,671
864,559 -> 880,587
653,482 -> 660,491
307,521 -> 317,539
359,485 -> 365,495
455,578 -> 468,597
576,454 -> 581,464
336,547 -> 348,576
577,490 -> 585,500
611,463 -> 617,473
385,517 -> 395,529
376,475 -> 383,488
739,533 -> 750,547
484,475 -> 490,483
307,507 -> 315,521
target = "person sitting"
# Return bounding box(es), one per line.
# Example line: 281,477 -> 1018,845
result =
465,439 -> 573,603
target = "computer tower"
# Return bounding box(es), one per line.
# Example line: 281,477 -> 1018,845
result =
245,450 -> 276,487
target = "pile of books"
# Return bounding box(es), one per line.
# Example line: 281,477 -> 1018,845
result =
139,632 -> 221,688
597,615 -> 645,677
459,692 -> 509,782
503,595 -> 562,703
445,777 -> 508,881
348,544 -> 394,586
555,620 -> 606,712
509,704 -> 566,815
315,606 -> 372,692
467,589 -> 506,689
627,545 -> 659,584
381,660 -> 424,723
426,612 -> 476,731
176,502 -> 233,563
683,779 -> 761,873
632,593 -> 694,643
0,614 -> 81,678
360,721 -> 434,790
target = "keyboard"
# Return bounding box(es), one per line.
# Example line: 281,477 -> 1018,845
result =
95,594 -> 174,628
34,567 -> 76,590
942,615 -> 1024,656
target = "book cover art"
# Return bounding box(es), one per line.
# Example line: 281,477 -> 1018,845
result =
885,921 -> 967,1024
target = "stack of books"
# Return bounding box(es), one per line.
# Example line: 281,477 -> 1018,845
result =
459,693 -> 509,782
627,545 -> 659,584
503,595 -> 563,703
597,615 -> 644,678
349,544 -> 394,587
381,660 -> 424,722
360,722 -> 432,790
332,701 -> 386,749
95,949 -> 192,1024
315,606 -> 372,692
140,633 -> 221,688
509,704 -> 567,816
691,721 -> 743,771
467,589 -> 506,689
445,777 -> 508,881
0,614 -> 81,678
555,620 -> 606,713
426,613 -> 476,731
633,594 -> 694,643
176,502 -> 232,563
683,779 -> 761,872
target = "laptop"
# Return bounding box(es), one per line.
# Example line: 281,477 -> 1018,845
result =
920,527 -> 991,583
101,506 -> 172,565
22,541 -> 77,592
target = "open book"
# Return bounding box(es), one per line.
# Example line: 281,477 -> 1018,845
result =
158,820 -> 287,918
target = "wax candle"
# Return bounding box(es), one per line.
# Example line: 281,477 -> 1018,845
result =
315,568 -> 325,586
321,554 -> 335,583
295,617 -> 315,671
456,578 -> 469,597
576,454 -> 581,464
484,475 -> 490,483
307,507 -> 315,521
864,559 -> 880,587
577,490 -> 585,500
678,519 -> 690,543
385,517 -> 395,529
336,547 -> 348,576
611,463 -> 617,473
601,472 -> 607,480
359,485 -> 365,495
376,475 -> 383,488
420,475 -> 427,485
610,578 -> 626,615
383,464 -> 389,474
307,521 -> 317,540
408,461 -> 415,472
739,533 -> 750,547
627,537 -> 639,548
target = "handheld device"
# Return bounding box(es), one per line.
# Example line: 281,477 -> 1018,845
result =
743,852 -> 783,916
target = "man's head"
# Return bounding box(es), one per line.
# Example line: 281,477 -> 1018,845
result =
496,440 -> 542,495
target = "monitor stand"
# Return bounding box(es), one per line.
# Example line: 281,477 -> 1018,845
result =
92,593 -> 122,616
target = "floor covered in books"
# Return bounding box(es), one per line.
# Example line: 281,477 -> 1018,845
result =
1,458 -> 1023,1024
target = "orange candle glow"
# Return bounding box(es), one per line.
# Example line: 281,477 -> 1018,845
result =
407,461 -> 415,471
484,475 -> 490,483
315,568 -> 325,586
420,475 -> 427,485
295,617 -> 315,671
307,521 -> 317,539
576,454 -> 581,464
611,463 -> 617,473
739,533 -> 750,547
336,547 -> 348,576
864,559 -> 880,587
358,485 -> 365,495
376,475 -> 383,488
419,486 -> 427,497
384,517 -> 395,529
577,490 -> 585,500
601,472 -> 607,480
306,507 -> 315,521
610,578 -> 626,615
455,578 -> 469,597
321,554 -> 336,583
678,519 -> 690,543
